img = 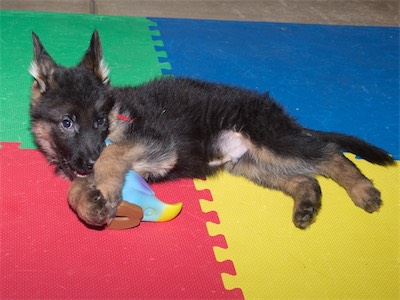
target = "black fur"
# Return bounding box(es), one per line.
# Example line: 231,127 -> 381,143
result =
30,30 -> 395,228
314,131 -> 394,166
115,78 -> 332,179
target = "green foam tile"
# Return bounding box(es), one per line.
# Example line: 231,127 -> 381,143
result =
0,10 -> 167,149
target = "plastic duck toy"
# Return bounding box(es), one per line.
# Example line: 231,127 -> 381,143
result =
108,170 -> 183,230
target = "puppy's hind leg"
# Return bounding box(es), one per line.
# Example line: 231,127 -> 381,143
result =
227,153 -> 322,229
317,153 -> 383,213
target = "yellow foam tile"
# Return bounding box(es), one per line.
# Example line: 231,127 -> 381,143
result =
195,155 -> 399,299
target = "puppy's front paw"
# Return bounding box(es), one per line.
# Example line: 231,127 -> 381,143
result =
83,188 -> 115,226
68,177 -> 120,228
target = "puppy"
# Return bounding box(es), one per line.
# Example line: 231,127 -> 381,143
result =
29,30 -> 395,229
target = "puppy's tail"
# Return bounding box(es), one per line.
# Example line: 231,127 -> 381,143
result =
316,131 -> 395,166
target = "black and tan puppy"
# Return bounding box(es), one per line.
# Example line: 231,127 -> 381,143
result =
29,30 -> 395,229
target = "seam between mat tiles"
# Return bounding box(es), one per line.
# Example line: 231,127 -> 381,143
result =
194,180 -> 244,298
148,20 -> 173,76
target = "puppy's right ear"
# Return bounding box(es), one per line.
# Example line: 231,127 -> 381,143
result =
79,30 -> 110,84
30,32 -> 57,93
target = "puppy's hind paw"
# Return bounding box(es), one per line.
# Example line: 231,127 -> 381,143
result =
351,185 -> 382,213
293,201 -> 320,229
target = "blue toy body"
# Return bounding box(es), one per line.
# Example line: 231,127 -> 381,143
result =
122,170 -> 182,222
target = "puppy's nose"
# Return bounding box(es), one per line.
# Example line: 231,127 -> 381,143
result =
86,159 -> 96,170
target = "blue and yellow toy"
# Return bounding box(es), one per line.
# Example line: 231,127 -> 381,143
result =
108,170 -> 183,230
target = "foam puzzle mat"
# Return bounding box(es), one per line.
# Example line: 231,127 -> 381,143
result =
1,10 -> 399,299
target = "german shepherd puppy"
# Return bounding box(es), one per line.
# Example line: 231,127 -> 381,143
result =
30,30 -> 395,229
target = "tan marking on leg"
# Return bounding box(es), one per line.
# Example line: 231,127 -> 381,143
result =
69,177 -> 91,214
282,176 -> 321,228
248,144 -> 316,175
219,133 -> 316,175
94,140 -> 177,201
94,142 -> 133,202
317,153 -> 382,212
227,153 -> 321,228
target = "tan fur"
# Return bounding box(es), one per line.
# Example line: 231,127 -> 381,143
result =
226,152 -> 321,228
227,151 -> 317,195
248,142 -> 318,175
31,120 -> 56,160
69,176 -> 91,214
316,153 -> 381,211
94,143 -> 133,202
29,61 -> 57,93
218,131 -> 316,176
98,59 -> 110,84
68,175 -> 96,225
107,108 -> 131,143
29,62 -> 47,93
126,146 -> 178,180
89,141 -> 177,220
30,82 -> 42,107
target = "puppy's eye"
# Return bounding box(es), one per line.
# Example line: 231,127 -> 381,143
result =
96,117 -> 107,127
61,118 -> 73,130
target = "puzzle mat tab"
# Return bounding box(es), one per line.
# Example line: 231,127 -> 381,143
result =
153,18 -> 399,159
195,155 -> 399,299
0,10 -> 169,149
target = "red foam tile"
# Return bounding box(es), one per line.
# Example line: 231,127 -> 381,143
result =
0,142 -> 243,299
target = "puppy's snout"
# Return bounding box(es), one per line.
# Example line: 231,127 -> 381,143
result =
86,158 -> 96,170
73,155 -> 98,175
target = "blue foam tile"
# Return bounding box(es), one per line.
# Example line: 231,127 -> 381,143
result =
151,18 -> 399,159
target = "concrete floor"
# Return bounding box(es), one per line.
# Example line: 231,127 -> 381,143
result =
1,0 -> 399,26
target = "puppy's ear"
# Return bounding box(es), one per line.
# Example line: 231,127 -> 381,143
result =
30,32 -> 57,93
79,30 -> 109,84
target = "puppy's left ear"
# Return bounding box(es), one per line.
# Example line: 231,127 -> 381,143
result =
79,30 -> 110,84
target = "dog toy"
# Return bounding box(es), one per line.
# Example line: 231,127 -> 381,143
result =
108,169 -> 183,230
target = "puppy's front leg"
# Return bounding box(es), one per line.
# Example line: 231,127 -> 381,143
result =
88,142 -> 132,225
84,140 -> 177,227
68,143 -> 132,227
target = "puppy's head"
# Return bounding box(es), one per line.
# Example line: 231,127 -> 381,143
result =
30,30 -> 114,179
